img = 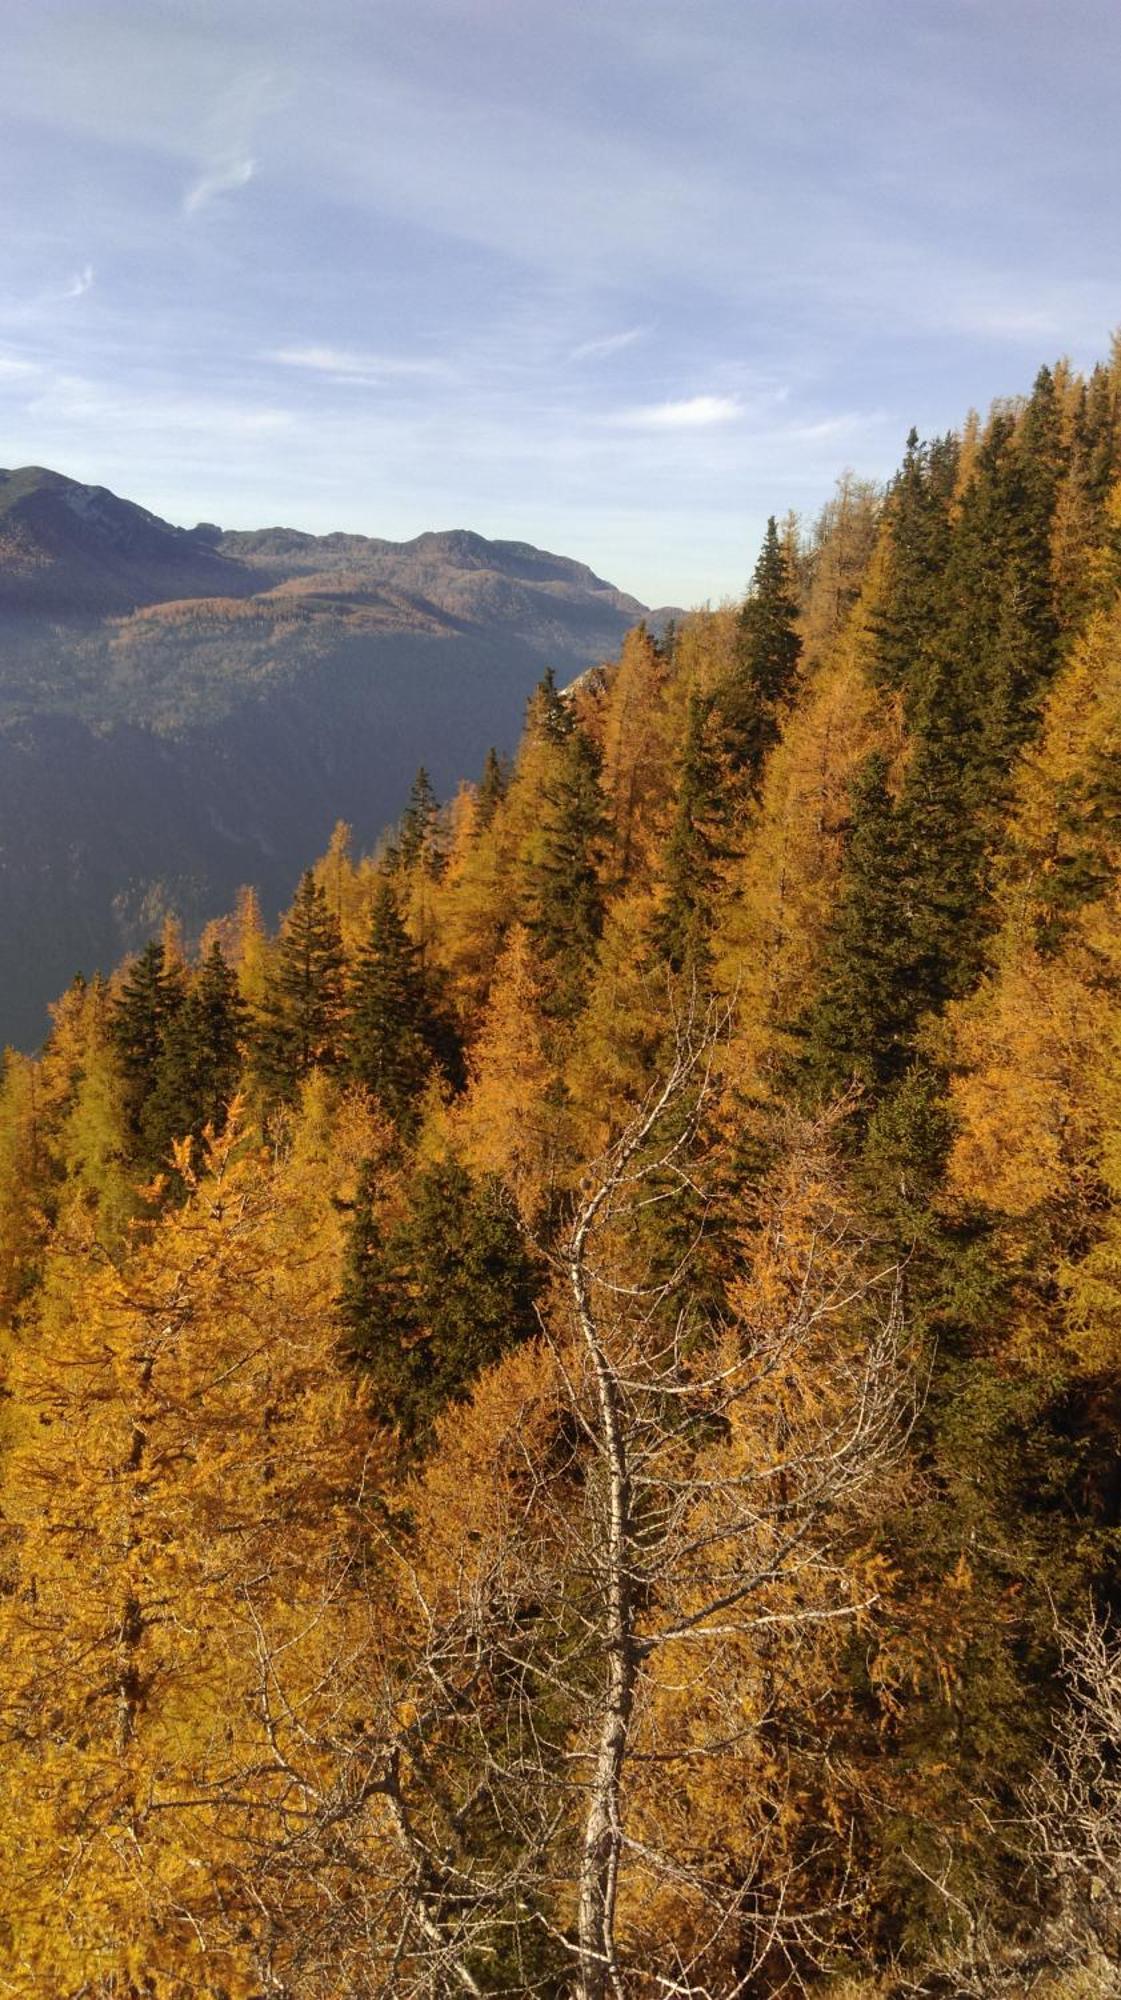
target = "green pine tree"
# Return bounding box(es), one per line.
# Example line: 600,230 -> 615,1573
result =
393,766 -> 444,877
716,515 -> 802,790
111,940 -> 186,1167
522,723 -> 606,1018
475,746 -> 510,832
253,871 -> 346,1102
801,753 -> 920,1095
341,1155 -> 541,1447
654,692 -> 726,976
344,879 -> 442,1133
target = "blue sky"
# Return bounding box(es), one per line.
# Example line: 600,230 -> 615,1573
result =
1,0 -> 1119,607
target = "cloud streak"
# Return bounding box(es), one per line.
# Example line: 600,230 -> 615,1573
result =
613,395 -> 742,431
570,328 -> 646,363
267,345 -> 452,384
184,153 -> 255,217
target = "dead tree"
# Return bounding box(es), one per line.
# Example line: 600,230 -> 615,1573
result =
546,1004 -> 912,1998
213,1005 -> 912,1997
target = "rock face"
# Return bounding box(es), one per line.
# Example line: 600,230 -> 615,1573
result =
0,467 -> 666,1048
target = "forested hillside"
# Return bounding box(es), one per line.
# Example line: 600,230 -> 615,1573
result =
3,347 -> 1121,1996
0,467 -> 661,1049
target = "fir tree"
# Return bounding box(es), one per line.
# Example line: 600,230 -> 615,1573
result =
654,692 -> 725,976
344,879 -> 440,1133
111,939 -> 186,1166
867,429 -> 958,703
341,1155 -> 541,1448
253,871 -> 346,1102
522,723 -> 606,1018
393,766 -> 444,877
717,515 -> 802,789
475,746 -> 510,832
802,753 -> 920,1095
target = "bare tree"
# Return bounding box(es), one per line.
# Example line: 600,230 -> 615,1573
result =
546,1005 -> 912,1998
1026,1611 -> 1121,1986
895,1613 -> 1121,2000
205,1005 -> 914,1997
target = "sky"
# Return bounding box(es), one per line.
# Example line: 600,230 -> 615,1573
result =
1,0 -> 1120,608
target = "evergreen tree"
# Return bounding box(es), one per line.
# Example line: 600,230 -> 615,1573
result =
802,753 -> 919,1095
120,943 -> 248,1176
528,664 -> 571,745
111,939 -> 186,1166
344,879 -> 442,1132
717,515 -> 802,789
253,871 -> 346,1102
867,429 -> 958,703
475,746 -> 510,832
191,940 -> 247,1121
393,766 -> 444,876
522,723 -> 606,1017
341,1155 -> 541,1448
654,692 -> 726,976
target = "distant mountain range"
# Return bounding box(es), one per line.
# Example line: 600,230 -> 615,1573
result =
0,465 -> 673,1048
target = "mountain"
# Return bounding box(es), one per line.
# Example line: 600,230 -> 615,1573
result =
0,467 -> 671,1048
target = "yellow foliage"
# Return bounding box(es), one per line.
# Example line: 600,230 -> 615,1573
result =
947,602 -> 1121,1372
0,1120 -> 389,1993
452,923 -> 573,1219
715,561 -> 888,1081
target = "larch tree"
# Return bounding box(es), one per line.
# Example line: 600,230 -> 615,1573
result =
0,1114 -> 392,1998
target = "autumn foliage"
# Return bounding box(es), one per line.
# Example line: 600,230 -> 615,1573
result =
4,346 -> 1121,1994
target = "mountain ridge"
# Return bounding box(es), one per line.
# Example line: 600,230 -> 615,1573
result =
0,465 -> 676,1047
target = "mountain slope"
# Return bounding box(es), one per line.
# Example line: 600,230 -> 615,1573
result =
0,467 -> 665,1047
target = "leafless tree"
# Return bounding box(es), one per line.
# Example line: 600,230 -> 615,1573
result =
209,1003 -> 914,1998
543,1002 -> 913,1998
895,1612 -> 1121,2000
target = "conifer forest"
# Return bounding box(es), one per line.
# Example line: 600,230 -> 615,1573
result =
6,347 -> 1121,1998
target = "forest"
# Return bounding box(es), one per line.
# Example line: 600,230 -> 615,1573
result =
2,344 -> 1121,1997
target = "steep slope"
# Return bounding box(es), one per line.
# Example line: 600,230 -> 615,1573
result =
0,465 -> 257,615
0,468 -> 664,1047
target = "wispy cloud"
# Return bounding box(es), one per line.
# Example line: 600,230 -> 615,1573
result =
64,264 -> 95,300
184,153 -> 255,217
267,345 -> 451,384
25,370 -> 293,439
570,327 -> 646,363
0,352 -> 39,379
613,394 -> 742,430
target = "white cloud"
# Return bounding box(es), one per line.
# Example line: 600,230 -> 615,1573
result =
64,264 -> 95,300
267,345 -> 451,384
613,395 -> 742,430
184,153 -> 255,217
570,327 -> 646,363
0,352 -> 38,379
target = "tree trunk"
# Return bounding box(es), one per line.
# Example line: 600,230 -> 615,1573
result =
571,1228 -> 636,2000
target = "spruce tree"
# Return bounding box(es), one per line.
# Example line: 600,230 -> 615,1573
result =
528,664 -> 571,745
341,1156 -> 541,1448
717,516 -> 802,790
112,941 -> 172,1106
132,943 -> 247,1174
253,872 -> 346,1102
475,747 -> 510,832
867,429 -> 958,704
654,692 -> 726,976
523,723 -> 606,1018
344,879 -> 438,1133
111,940 -> 186,1166
802,753 -> 920,1095
394,766 -> 444,877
